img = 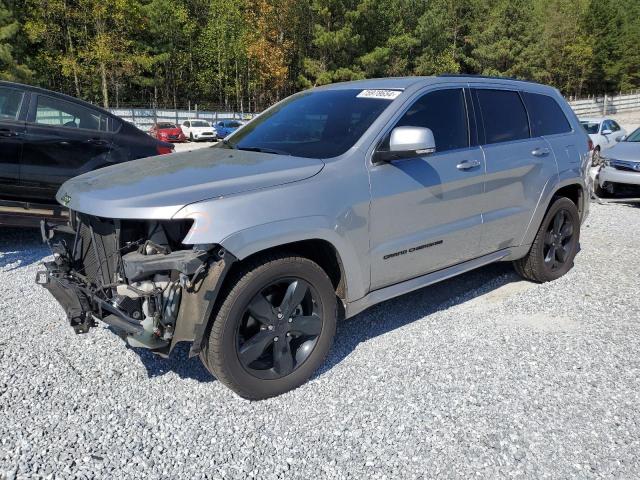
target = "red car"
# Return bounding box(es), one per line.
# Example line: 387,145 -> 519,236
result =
149,122 -> 187,143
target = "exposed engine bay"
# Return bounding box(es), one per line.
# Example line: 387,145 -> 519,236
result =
36,212 -> 233,356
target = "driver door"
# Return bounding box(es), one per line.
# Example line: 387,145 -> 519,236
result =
22,94 -> 113,200
368,87 -> 486,290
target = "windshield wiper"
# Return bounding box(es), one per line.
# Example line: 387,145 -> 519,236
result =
236,146 -> 291,156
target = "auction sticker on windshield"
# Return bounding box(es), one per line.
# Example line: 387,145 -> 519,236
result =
356,89 -> 403,100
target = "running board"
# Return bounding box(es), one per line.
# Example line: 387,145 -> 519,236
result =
346,249 -> 510,318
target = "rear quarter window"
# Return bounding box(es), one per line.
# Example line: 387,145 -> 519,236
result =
522,92 -> 571,137
475,89 -> 529,144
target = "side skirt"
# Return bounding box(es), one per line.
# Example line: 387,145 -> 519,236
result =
345,249 -> 511,318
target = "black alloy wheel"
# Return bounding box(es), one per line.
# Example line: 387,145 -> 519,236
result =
513,196 -> 580,283
237,278 -> 323,379
543,209 -> 575,272
200,254 -> 336,400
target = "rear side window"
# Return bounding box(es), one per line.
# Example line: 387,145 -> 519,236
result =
0,87 -> 24,120
394,88 -> 469,152
34,95 -> 107,131
475,89 -> 529,144
522,92 -> 571,137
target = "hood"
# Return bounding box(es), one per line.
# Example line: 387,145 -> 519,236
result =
57,147 -> 324,219
158,127 -> 183,136
189,126 -> 214,132
605,142 -> 640,162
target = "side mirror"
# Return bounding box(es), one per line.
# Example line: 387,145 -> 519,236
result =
602,129 -> 613,135
374,126 -> 436,163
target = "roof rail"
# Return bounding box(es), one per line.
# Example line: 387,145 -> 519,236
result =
438,73 -> 539,84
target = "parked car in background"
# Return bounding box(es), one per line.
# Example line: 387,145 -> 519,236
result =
595,127 -> 640,196
180,119 -> 217,141
214,119 -> 243,139
0,81 -> 173,227
580,117 -> 627,165
41,76 -> 590,400
149,122 -> 187,143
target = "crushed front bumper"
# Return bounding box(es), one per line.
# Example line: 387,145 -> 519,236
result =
36,217 -> 236,356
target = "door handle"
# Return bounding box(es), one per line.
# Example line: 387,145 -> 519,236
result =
87,138 -> 109,146
531,147 -> 550,157
0,129 -> 20,137
456,159 -> 481,170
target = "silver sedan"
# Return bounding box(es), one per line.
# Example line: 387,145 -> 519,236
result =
597,128 -> 640,196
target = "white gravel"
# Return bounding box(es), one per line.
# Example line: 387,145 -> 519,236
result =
1,201 -> 640,479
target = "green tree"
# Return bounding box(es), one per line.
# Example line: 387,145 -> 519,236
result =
0,0 -> 31,81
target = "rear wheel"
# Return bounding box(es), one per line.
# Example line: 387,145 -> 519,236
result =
513,197 -> 580,282
201,254 -> 337,400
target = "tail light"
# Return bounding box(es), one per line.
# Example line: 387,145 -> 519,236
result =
588,138 -> 594,151
157,145 -> 174,155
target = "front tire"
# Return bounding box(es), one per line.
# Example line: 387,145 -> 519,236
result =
201,254 -> 337,400
513,197 -> 580,283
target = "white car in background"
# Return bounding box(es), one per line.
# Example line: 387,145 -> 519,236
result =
595,127 -> 640,197
180,119 -> 217,142
580,117 -> 627,165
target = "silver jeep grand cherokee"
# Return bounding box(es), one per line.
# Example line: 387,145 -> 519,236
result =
38,76 -> 591,399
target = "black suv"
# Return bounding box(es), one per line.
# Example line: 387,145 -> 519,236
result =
0,81 -> 173,226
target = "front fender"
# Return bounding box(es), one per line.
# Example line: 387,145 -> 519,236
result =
173,182 -> 372,303
219,216 -> 368,302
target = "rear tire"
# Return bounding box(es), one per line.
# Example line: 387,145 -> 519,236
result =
200,254 -> 337,400
513,197 -> 580,283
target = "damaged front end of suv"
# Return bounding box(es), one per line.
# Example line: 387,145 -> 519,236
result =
36,213 -> 234,357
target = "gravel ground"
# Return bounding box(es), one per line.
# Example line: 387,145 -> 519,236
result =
1,201 -> 640,479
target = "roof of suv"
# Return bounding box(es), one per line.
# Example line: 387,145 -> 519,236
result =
316,75 -> 557,93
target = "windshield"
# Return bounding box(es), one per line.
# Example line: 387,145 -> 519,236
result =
191,120 -> 210,127
625,128 -> 640,142
580,121 -> 600,134
223,89 -> 397,159
158,122 -> 176,129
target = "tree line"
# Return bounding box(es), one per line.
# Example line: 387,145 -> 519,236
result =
1,0 -> 639,112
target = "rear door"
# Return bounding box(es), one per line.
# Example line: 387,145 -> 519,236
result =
471,87 -> 558,253
0,85 -> 28,197
521,90 -> 578,168
22,94 -> 113,200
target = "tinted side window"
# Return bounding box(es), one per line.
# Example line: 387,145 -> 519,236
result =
610,120 -> 621,132
0,87 -> 24,121
395,88 -> 468,152
35,95 -> 105,131
476,89 -> 529,144
521,92 -> 571,137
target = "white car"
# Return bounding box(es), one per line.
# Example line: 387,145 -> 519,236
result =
180,119 -> 217,142
596,127 -> 640,196
580,117 -> 627,165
